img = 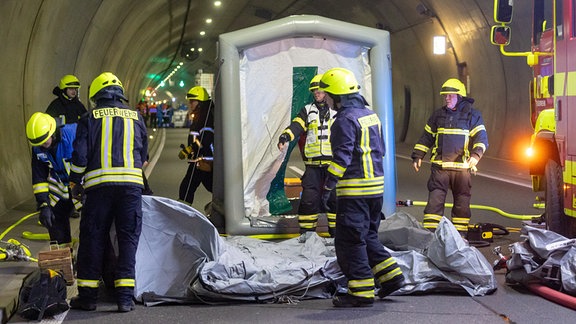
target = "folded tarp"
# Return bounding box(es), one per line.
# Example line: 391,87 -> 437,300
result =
506,225 -> 576,295
135,196 -> 344,305
135,197 -> 496,305
379,212 -> 497,296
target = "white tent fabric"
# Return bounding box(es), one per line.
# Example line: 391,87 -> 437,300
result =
239,38 -> 372,217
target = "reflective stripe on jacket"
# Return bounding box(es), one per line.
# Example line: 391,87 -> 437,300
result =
32,123 -> 77,205
325,94 -> 385,198
281,101 -> 334,166
70,105 -> 148,190
411,97 -> 488,170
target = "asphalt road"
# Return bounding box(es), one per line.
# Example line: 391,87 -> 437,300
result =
9,128 -> 572,324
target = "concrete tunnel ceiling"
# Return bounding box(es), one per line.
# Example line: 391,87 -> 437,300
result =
1,0 -> 534,215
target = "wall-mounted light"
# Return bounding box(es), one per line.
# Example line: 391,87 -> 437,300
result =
433,35 -> 446,55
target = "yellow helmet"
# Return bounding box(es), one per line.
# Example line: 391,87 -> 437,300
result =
186,86 -> 210,101
440,78 -> 466,96
319,68 -> 360,95
58,75 -> 81,90
309,74 -> 323,92
89,72 -> 124,99
26,112 -> 57,146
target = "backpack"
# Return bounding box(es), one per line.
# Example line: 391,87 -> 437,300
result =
17,268 -> 69,320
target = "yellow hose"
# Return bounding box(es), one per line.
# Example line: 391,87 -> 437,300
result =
410,200 -> 540,220
21,231 -> 50,241
0,211 -> 39,241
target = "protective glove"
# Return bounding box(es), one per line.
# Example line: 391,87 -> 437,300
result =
178,144 -> 194,160
322,188 -> 333,212
278,133 -> 290,146
412,158 -> 422,172
467,156 -> 479,169
70,181 -> 84,200
39,206 -> 55,228
467,156 -> 479,175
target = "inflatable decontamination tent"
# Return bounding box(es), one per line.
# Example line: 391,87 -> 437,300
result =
210,14 -> 397,235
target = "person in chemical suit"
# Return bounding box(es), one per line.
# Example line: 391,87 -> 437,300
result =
178,86 -> 214,204
68,72 -> 147,313
45,74 -> 87,125
320,68 -> 405,308
277,74 -> 337,236
26,112 -> 79,247
411,78 -> 488,236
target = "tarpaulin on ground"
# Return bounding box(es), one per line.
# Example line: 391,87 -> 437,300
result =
135,196 -> 344,306
505,226 -> 576,295
134,197 -> 496,305
379,211 -> 497,296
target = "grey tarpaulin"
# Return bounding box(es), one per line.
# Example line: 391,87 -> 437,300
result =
506,226 -> 576,295
135,196 -> 344,305
379,212 -> 497,296
135,197 -> 496,305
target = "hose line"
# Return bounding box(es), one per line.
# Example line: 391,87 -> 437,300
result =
407,200 -> 541,220
0,211 -> 39,241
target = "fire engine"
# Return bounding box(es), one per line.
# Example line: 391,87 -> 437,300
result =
491,0 -> 576,238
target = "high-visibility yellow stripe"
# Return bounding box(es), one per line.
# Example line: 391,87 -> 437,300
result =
77,279 -> 100,288
376,267 -> 403,283
372,257 -> 396,274
567,71 -> 576,96
293,117 -> 306,130
114,278 -> 135,287
101,117 -> 113,168
414,144 -> 429,153
33,182 -> 49,194
328,162 -> 346,177
438,128 -> 470,135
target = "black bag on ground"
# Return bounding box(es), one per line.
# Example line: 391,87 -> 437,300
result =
17,268 -> 69,320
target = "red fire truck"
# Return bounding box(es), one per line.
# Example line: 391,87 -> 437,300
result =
491,0 -> 576,238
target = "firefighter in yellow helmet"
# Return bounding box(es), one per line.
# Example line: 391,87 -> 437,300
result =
26,112 -> 79,246
411,78 -> 489,236
45,74 -> 87,125
68,72 -> 148,313
178,86 -> 214,204
277,74 -> 337,236
320,67 -> 405,307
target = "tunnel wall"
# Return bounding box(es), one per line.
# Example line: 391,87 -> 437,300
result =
0,0 -> 535,218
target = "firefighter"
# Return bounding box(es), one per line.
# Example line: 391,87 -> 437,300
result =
411,78 -> 489,236
178,86 -> 214,204
46,74 -> 87,219
68,72 -> 148,313
320,68 -> 404,307
277,74 -> 337,236
45,74 -> 87,125
26,112 -> 79,247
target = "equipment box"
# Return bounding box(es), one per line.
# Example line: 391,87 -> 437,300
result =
38,247 -> 74,285
284,177 -> 302,199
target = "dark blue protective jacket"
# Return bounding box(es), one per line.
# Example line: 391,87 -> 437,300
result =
70,88 -> 148,190
411,97 -> 488,170
31,123 -> 76,207
326,93 -> 384,198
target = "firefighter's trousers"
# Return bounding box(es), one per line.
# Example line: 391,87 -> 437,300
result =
48,198 -> 73,245
298,166 -> 336,233
76,186 -> 142,303
423,166 -> 471,232
335,197 -> 402,297
179,162 -> 213,204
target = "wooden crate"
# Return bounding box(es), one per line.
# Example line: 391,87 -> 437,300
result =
38,247 -> 74,285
